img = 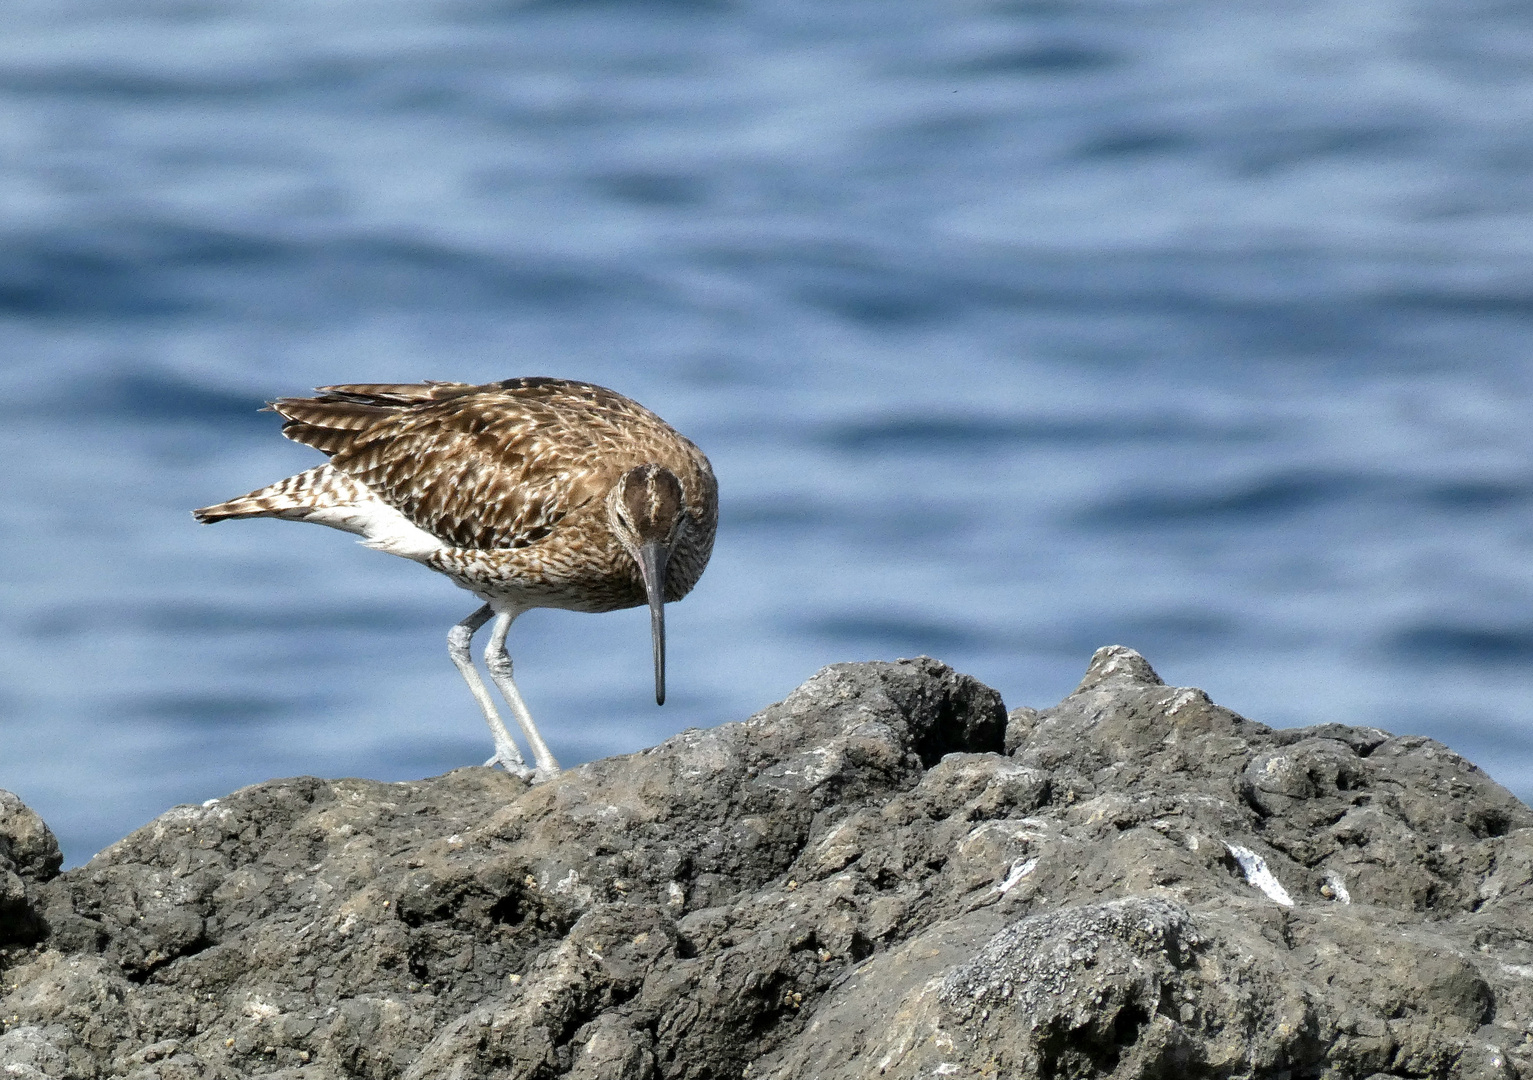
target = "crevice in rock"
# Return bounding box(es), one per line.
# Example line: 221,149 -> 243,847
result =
1470,808 -> 1513,838
487,889 -> 528,927
124,931 -> 215,985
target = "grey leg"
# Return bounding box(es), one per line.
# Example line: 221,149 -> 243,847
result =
483,611 -> 561,779
447,604 -> 531,778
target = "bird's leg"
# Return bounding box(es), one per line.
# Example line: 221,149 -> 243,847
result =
447,604 -> 532,778
484,612 -> 561,780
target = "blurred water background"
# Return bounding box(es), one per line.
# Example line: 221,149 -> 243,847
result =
3,0 -> 1533,865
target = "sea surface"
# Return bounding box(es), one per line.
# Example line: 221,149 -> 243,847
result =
3,0 -> 1533,865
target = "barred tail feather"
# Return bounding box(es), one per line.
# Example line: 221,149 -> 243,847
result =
193,465 -> 365,524
192,496 -> 297,524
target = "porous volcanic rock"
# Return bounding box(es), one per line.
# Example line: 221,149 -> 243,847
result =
2,650 -> 1532,1079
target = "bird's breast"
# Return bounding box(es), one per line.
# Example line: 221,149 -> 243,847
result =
428,519 -> 645,614
427,505 -> 714,615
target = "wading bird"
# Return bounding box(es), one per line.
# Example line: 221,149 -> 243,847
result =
194,377 -> 717,781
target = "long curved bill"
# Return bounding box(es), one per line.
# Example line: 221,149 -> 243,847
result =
637,540 -> 671,705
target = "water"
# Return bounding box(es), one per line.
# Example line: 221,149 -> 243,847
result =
3,0 -> 1532,865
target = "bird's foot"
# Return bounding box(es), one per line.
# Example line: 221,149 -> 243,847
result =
484,751 -> 534,780
531,764 -> 561,785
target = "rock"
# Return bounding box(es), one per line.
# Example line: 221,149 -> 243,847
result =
2,649 -> 1531,1079
0,790 -> 62,949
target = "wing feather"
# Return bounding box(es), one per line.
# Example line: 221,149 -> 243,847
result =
325,385 -> 620,550
266,378 -> 682,551
311,381 -> 476,406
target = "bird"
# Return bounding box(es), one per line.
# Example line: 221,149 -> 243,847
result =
193,377 -> 717,782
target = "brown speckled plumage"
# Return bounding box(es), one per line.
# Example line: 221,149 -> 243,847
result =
197,377 -> 716,612
194,377 -> 717,777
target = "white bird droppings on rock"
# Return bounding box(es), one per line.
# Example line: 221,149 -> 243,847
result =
997,858 -> 1038,894
1226,844 -> 1295,906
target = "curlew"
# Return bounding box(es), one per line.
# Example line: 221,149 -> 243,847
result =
194,377 -> 717,781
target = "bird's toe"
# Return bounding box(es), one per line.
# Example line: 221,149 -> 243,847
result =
485,752 -> 534,780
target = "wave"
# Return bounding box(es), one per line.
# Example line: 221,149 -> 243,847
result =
1390,624 -> 1533,667
0,224 -> 660,320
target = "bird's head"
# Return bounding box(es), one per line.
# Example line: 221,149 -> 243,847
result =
607,463 -> 688,705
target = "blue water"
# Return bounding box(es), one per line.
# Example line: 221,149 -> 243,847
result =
3,0 -> 1533,865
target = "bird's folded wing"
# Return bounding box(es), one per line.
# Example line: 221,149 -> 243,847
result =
320,396 -> 606,551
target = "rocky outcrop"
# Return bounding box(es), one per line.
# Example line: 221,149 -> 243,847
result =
2,649 -> 1531,1079
0,791 -> 61,951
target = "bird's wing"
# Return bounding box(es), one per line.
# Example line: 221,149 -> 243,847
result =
276,382 -> 615,550
268,382 -> 475,453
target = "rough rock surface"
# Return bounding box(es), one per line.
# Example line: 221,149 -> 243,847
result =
2,650 -> 1532,1079
0,792 -> 61,951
